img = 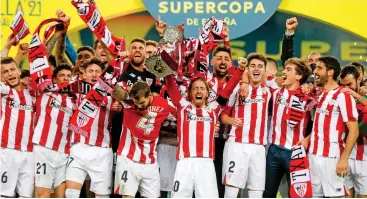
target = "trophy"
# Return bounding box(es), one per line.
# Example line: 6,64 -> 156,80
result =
145,50 -> 178,78
112,83 -> 129,102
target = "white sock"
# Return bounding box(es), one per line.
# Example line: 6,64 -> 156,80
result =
95,195 -> 109,198
248,190 -> 263,198
225,186 -> 239,198
65,189 -> 80,198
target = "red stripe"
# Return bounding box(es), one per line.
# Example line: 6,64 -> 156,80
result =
209,112 -> 215,159
117,127 -> 127,155
39,96 -> 53,146
52,96 -> 67,151
182,107 -> 190,158
14,91 -> 26,150
259,92 -> 267,145
126,131 -> 136,160
138,140 -> 146,163
344,94 -> 355,121
196,109 -> 204,157
148,140 -> 156,163
272,90 -> 281,144
95,106 -> 106,147
235,96 -> 244,143
65,98 -> 77,154
312,113 -> 320,155
337,115 -> 344,157
248,93 -> 257,144
1,93 -> 12,148
322,90 -> 340,157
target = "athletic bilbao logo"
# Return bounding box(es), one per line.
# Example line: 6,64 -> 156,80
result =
146,78 -> 153,86
294,183 -> 307,197
77,113 -> 89,127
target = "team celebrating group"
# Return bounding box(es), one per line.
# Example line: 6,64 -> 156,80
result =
1,4 -> 366,199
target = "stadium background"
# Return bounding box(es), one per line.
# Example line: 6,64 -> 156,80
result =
1,0 -> 366,71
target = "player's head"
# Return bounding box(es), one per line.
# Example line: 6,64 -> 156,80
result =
349,61 -> 365,83
307,52 -> 322,71
265,57 -> 278,79
339,65 -> 361,92
211,45 -> 231,77
314,56 -> 341,87
188,77 -> 210,108
94,40 -> 108,64
282,58 -> 312,88
81,57 -> 105,84
1,57 -> 21,88
76,46 -> 95,68
247,53 -> 267,86
20,70 -> 30,89
130,81 -> 152,110
53,63 -> 72,84
145,40 -> 158,59
129,38 -> 146,67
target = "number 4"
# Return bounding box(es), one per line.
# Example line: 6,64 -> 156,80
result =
121,171 -> 128,183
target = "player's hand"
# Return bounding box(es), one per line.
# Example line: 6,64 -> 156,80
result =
359,86 -> 367,96
237,57 -> 248,71
223,24 -> 230,41
300,83 -> 313,95
341,87 -> 359,99
229,118 -> 243,127
55,10 -> 70,35
118,51 -> 130,61
214,123 -> 220,132
155,15 -> 167,37
336,158 -> 348,177
17,43 -> 29,55
111,101 -> 122,112
286,17 -> 298,34
296,139 -> 309,150
275,76 -> 285,88
5,34 -> 16,48
239,83 -> 249,98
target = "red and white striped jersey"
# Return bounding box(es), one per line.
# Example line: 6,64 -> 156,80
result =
206,72 -> 226,103
72,95 -> 113,148
1,83 -> 34,151
176,98 -> 221,159
117,96 -> 176,164
270,88 -> 309,150
32,92 -> 77,154
350,136 -> 367,161
223,84 -> 271,145
309,87 -> 358,158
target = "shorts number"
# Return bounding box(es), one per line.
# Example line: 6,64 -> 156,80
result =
36,163 -> 46,174
228,161 -> 235,173
1,172 -> 7,183
121,171 -> 128,183
67,157 -> 74,167
173,181 -> 180,192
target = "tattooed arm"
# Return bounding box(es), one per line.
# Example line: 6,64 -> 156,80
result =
46,33 -> 61,57
56,32 -> 68,65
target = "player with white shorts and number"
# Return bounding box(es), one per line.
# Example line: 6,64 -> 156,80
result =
0,57 -> 35,198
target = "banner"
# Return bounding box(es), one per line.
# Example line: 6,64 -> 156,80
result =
10,11 -> 30,45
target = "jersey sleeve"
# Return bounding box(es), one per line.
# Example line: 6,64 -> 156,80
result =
164,74 -> 186,107
0,82 -> 10,94
338,92 -> 358,122
220,84 -> 239,116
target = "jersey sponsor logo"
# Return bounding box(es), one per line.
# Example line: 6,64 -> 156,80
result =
9,100 -> 33,111
276,96 -> 288,106
316,108 -> 329,115
146,78 -> 153,86
186,112 -> 212,122
49,98 -> 73,115
239,97 -> 264,104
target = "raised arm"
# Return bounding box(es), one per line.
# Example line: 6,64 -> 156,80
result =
280,17 -> 298,67
55,10 -> 71,65
164,74 -> 183,107
1,34 -> 16,58
14,43 -> 29,66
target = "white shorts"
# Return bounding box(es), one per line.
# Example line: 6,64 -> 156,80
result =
114,155 -> 160,198
222,142 -> 266,190
157,143 -> 178,192
0,148 -> 34,197
34,145 -> 69,189
66,143 -> 113,195
171,158 -> 218,198
308,154 -> 348,197
346,159 -> 367,195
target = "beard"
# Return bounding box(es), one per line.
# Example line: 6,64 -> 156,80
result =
214,69 -> 228,77
316,74 -> 328,87
131,57 -> 144,67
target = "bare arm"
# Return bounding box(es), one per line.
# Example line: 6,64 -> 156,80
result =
0,35 -> 16,58
56,32 -> 68,65
46,33 -> 61,57
13,43 -> 29,66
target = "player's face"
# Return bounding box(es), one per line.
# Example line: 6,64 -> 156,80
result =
307,53 -> 321,64
266,61 -> 277,78
189,79 -> 209,108
130,42 -> 145,66
340,74 -> 360,92
53,69 -> 72,84
76,50 -> 93,67
85,64 -> 102,84
145,45 -> 157,59
95,42 -> 107,64
248,59 -> 266,86
314,61 -> 329,87
1,62 -> 21,88
20,76 -> 29,89
133,95 -> 152,110
211,51 -> 231,77
282,63 -> 300,87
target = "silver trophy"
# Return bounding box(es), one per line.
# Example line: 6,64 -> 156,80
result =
145,51 -> 177,78
160,25 -> 184,45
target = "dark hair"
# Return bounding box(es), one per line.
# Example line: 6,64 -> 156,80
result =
340,65 -> 360,80
0,57 -> 16,65
247,53 -> 267,67
53,63 -> 72,78
212,45 -> 231,57
318,56 -> 341,80
146,40 -> 158,48
48,55 -> 57,67
285,58 -> 312,84
80,57 -> 105,71
94,40 -> 100,50
349,61 -> 364,75
266,57 -> 278,70
130,81 -> 151,100
77,46 -> 95,56
20,70 -> 30,79
130,38 -> 146,46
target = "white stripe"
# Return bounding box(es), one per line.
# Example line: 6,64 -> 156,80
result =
188,108 -> 197,157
